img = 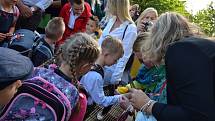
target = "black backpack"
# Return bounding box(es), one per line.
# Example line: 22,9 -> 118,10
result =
9,29 -> 53,67
90,64 -> 104,78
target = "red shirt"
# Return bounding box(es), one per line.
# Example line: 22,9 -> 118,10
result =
58,2 -> 92,46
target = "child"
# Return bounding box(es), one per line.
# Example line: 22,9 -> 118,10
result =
80,35 -> 124,120
0,0 -> 19,47
121,32 -> 167,103
86,15 -> 102,40
32,17 -> 65,67
34,33 -> 100,121
0,47 -> 33,114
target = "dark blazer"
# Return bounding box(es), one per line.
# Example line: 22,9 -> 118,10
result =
152,37 -> 215,121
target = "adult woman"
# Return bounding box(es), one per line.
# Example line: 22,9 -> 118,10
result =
136,7 -> 158,34
98,0 -> 137,85
126,12 -> 215,121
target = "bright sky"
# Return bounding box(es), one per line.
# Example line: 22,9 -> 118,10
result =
185,0 -> 215,14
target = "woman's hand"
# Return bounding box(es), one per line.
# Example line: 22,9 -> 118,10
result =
125,88 -> 150,110
137,20 -> 146,33
119,95 -> 131,110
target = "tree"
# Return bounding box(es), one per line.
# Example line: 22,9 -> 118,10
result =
131,0 -> 191,17
192,2 -> 215,37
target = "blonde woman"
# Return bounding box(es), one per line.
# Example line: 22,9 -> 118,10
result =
125,12 -> 214,121
136,7 -> 158,33
98,0 -> 137,85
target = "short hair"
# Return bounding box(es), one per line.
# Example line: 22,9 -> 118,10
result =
69,0 -> 84,5
102,35 -> 124,57
45,17 -> 65,41
133,32 -> 150,52
89,15 -> 100,28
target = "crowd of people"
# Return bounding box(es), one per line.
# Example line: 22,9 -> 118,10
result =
0,0 -> 214,121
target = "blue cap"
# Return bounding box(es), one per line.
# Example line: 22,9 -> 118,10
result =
0,47 -> 33,90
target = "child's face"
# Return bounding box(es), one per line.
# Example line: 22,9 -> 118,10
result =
0,80 -> 22,105
142,55 -> 154,68
104,52 -> 121,66
86,19 -> 97,34
134,51 -> 143,63
5,0 -> 17,5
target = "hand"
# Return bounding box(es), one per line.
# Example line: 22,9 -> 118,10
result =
0,33 -> 6,41
6,33 -> 13,40
19,4 -> 33,18
125,88 -> 150,110
119,95 -> 131,110
137,20 -> 147,33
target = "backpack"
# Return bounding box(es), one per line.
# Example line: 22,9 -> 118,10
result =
0,76 -> 74,121
90,64 -> 104,78
9,29 -> 53,66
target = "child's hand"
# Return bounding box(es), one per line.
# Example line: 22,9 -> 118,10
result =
0,33 -> 6,41
6,33 -> 13,40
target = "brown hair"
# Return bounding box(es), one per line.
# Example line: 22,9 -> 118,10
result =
101,36 -> 124,57
61,33 -> 100,86
133,32 -> 150,52
89,15 -> 100,28
45,17 -> 65,41
69,0 -> 84,5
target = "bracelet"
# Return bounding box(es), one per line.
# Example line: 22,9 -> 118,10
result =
145,100 -> 157,115
140,99 -> 152,112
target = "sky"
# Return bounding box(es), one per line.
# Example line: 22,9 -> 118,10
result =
185,0 -> 215,14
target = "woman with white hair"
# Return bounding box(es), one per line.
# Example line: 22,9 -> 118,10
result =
136,7 -> 158,34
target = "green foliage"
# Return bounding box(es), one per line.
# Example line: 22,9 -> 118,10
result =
131,0 -> 191,17
192,2 -> 215,37
130,0 -> 214,37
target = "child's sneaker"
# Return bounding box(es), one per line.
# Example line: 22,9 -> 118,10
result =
96,111 -> 104,120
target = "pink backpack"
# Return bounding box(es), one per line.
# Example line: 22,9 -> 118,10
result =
0,76 -> 78,121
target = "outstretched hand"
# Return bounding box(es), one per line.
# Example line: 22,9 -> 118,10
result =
125,88 -> 150,110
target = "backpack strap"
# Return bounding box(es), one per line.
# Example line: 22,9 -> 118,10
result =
90,64 -> 104,78
27,37 -> 43,58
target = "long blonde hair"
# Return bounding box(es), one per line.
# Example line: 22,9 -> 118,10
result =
143,12 -> 193,64
106,0 -> 133,23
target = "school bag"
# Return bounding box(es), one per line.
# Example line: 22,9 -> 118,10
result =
9,29 -> 54,66
0,76 -> 76,121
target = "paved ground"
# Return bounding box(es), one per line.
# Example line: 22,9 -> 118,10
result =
85,104 -> 134,121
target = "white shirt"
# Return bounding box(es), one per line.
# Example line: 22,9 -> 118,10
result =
98,16 -> 137,84
80,71 -> 121,107
68,9 -> 80,29
22,0 -> 53,11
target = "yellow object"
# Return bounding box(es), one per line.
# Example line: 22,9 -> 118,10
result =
117,86 -> 129,94
130,56 -> 142,78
